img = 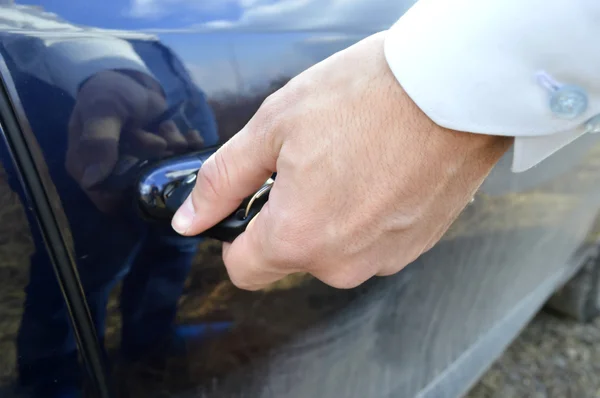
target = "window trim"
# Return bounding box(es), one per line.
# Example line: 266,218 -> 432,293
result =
0,52 -> 113,398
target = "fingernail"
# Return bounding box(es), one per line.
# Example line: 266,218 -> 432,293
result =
172,194 -> 195,234
81,163 -> 107,188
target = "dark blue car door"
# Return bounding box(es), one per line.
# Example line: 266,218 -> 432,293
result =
2,2 -> 600,398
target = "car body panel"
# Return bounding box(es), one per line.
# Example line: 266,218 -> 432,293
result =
0,112 -> 103,396
0,1 -> 599,397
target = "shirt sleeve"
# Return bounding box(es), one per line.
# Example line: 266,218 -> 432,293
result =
2,34 -> 154,98
44,37 -> 154,97
384,0 -> 600,172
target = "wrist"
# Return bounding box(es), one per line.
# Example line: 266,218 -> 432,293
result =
379,28 -> 513,170
114,69 -> 165,98
396,80 -> 513,171
78,69 -> 165,99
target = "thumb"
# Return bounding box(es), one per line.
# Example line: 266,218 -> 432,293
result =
172,123 -> 278,236
77,116 -> 122,189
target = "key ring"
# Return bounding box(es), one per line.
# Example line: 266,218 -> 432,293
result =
244,178 -> 275,219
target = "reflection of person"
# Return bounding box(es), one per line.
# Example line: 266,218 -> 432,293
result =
0,4 -> 221,397
174,2 -> 598,290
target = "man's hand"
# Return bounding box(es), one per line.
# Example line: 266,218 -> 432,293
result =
171,31 -> 513,290
65,70 -> 204,213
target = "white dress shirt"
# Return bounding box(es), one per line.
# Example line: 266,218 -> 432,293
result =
384,0 -> 600,172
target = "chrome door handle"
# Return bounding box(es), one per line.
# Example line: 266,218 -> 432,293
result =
134,148 -> 274,242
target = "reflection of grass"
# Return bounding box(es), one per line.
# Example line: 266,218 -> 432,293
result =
447,144 -> 600,241
2,137 -> 600,395
445,192 -> 579,240
0,165 -> 34,388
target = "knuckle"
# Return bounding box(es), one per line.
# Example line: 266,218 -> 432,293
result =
250,83 -> 303,154
255,94 -> 283,134
262,88 -> 284,111
262,233 -> 296,269
224,256 -> 267,292
256,85 -> 297,131
376,265 -> 401,277
377,252 -> 415,277
196,150 -> 232,201
263,211 -> 316,269
320,269 -> 366,290
228,274 -> 256,291
226,269 -> 251,290
222,252 -> 247,287
147,91 -> 168,116
283,75 -> 308,99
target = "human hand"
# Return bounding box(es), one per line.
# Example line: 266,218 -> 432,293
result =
171,31 -> 513,290
65,70 -> 204,213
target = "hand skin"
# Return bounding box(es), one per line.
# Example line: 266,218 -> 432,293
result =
65,70 -> 204,213
172,31 -> 513,290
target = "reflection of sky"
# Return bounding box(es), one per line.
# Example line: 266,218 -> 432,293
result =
15,0 -> 243,30
14,0 -> 415,95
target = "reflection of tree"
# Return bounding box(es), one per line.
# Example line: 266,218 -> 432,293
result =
209,77 -> 292,142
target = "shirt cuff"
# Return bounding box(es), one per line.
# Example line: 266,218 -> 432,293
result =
384,0 -> 600,172
44,37 -> 154,98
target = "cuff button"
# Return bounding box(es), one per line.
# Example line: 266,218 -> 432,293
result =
549,85 -> 588,119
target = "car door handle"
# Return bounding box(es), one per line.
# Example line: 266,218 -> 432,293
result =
134,148 -> 274,242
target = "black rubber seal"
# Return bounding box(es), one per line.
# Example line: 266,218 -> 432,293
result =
0,81 -> 113,397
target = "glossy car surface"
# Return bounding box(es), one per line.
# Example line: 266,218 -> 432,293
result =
0,1 -> 600,397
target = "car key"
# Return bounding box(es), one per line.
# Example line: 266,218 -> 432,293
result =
163,176 -> 274,242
